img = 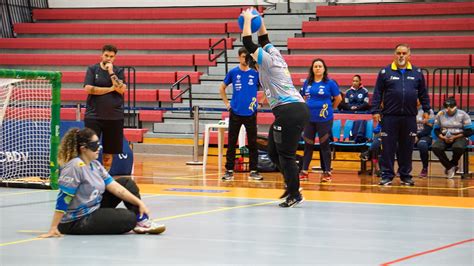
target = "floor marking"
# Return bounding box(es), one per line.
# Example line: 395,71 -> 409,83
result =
152,200 -> 277,222
0,190 -> 52,197
0,237 -> 43,247
380,238 -> 474,265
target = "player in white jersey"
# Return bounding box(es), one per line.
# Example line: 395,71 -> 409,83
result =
241,8 -> 310,207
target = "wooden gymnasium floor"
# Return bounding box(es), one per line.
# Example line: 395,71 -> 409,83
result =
0,150 -> 473,265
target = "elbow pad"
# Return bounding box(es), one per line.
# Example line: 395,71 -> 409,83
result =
242,36 -> 258,54
258,34 -> 270,48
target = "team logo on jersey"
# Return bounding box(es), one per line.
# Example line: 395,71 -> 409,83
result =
358,94 -> 363,98
390,76 -> 400,80
249,97 -> 257,111
248,79 -> 254,86
236,74 -> 241,81
407,76 -> 415,80
77,161 -> 86,167
318,88 -> 325,95
319,103 -> 329,118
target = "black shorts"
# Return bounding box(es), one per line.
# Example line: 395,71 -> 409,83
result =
84,118 -> 124,154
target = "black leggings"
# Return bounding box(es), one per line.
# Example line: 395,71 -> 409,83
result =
268,103 -> 309,198
225,111 -> 258,171
58,177 -> 140,235
302,120 -> 333,172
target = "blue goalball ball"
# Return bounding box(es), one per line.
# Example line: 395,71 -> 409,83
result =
238,9 -> 262,33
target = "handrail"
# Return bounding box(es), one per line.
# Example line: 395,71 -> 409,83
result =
208,38 -> 228,74
170,74 -> 193,117
431,67 -> 472,113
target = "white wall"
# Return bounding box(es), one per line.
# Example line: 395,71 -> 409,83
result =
48,0 -> 274,8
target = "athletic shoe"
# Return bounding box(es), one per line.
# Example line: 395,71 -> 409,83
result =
221,170 -> 234,181
299,171 -> 309,181
360,151 -> 369,161
419,168 -> 428,178
133,219 -> 166,234
379,178 -> 392,186
400,178 -> 415,186
320,171 -> 332,183
446,166 -> 456,179
279,193 -> 304,208
249,170 -> 263,180
279,187 -> 303,199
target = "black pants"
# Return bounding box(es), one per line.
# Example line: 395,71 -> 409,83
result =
302,120 -> 333,172
380,115 -> 417,181
85,118 -> 124,154
268,103 -> 309,198
58,177 -> 140,235
225,111 -> 258,171
432,138 -> 468,170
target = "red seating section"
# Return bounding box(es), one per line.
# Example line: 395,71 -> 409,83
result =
288,36 -> 474,50
33,7 -> 244,20
0,38 -> 234,50
284,54 -> 471,68
302,18 -> 474,33
316,2 -> 474,17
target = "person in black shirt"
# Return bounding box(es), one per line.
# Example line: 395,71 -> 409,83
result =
83,44 -> 126,170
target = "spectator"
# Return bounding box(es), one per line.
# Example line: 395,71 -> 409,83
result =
83,44 -> 126,170
299,58 -> 342,183
371,43 -> 431,186
432,97 -> 473,179
342,75 -> 370,112
415,101 -> 435,178
219,47 -> 262,181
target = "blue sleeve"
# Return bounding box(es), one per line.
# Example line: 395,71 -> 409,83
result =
83,66 -> 95,87
330,80 -> 340,97
223,70 -> 233,86
371,69 -> 385,114
55,190 -> 73,212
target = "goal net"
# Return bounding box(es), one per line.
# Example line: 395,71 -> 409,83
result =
0,69 -> 61,189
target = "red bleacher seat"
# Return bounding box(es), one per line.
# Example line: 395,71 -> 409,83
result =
61,71 -> 178,84
0,54 -> 194,66
61,89 -> 158,102
157,89 -> 182,103
316,2 -> 474,17
284,54 -> 471,68
138,110 -> 164,122
222,112 -> 274,125
60,108 -> 85,121
194,54 -> 217,66
33,7 -> 244,20
14,23 -> 228,35
176,71 -> 202,84
292,72 -> 474,87
302,18 -> 474,33
0,38 -> 235,51
123,128 -> 149,143
288,36 -> 474,50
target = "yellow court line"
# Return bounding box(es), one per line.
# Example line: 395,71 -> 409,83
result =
138,184 -> 474,209
147,175 -> 474,191
152,200 -> 277,222
0,189 -> 52,197
0,237 -> 43,247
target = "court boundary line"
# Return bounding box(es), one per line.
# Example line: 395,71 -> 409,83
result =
380,238 -> 474,265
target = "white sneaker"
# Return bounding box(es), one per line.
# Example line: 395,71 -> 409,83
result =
133,219 -> 166,234
446,166 -> 456,179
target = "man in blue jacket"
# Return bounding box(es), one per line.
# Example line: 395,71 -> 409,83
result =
371,44 -> 430,186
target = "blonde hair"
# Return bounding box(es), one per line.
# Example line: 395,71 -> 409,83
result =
58,128 -> 96,166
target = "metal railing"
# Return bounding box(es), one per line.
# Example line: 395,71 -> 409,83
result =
208,37 -> 228,75
170,74 -> 193,117
122,66 -> 137,128
1,0 -> 48,38
431,67 -> 472,113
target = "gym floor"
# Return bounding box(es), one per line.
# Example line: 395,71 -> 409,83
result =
0,154 -> 473,265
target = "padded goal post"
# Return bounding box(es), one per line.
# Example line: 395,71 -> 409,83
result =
0,69 -> 61,189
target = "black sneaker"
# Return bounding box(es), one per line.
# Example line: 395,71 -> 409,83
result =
279,187 -> 303,199
378,179 -> 392,186
400,178 -> 415,186
221,170 -> 234,181
249,170 -> 263,180
279,194 -> 304,208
